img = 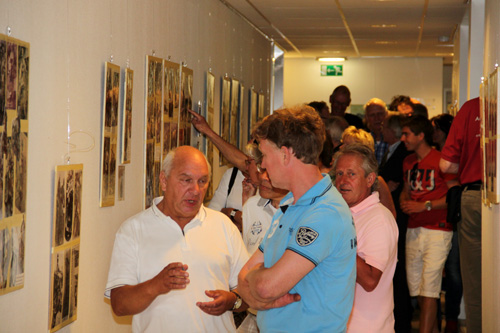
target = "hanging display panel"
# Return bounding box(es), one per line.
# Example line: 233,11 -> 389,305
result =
219,76 -> 231,166
121,68 -> 133,164
144,56 -> 163,208
229,78 -> 240,149
258,92 -> 265,121
179,66 -> 193,147
0,34 -> 29,296
239,84 -> 245,150
100,62 -> 120,207
248,88 -> 258,142
162,60 -> 180,160
480,69 -> 500,204
205,71 -> 215,201
49,164 -> 82,332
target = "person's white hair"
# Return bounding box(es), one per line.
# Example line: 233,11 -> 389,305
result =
161,146 -> 211,177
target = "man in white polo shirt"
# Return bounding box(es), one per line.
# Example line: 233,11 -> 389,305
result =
105,146 -> 249,332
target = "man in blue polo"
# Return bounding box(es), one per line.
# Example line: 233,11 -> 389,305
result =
238,105 -> 357,332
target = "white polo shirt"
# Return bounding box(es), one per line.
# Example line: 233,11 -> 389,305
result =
242,195 -> 276,255
105,197 -> 249,333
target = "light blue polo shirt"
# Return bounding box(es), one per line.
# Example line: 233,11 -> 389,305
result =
257,175 -> 356,333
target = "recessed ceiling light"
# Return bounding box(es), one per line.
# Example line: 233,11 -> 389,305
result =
375,41 -> 397,45
317,57 -> 346,62
371,24 -> 397,28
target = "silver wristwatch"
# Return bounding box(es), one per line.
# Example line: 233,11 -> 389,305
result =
231,291 -> 243,310
425,200 -> 432,211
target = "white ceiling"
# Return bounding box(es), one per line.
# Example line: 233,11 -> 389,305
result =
222,0 -> 469,64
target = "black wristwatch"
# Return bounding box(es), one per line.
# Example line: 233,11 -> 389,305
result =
230,209 -> 239,221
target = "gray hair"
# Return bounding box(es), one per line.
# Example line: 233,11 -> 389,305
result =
161,147 -> 211,177
385,111 -> 404,139
324,116 -> 348,143
245,142 -> 262,163
364,97 -> 388,112
331,143 -> 379,192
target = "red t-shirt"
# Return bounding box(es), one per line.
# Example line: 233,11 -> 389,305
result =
403,149 -> 455,231
441,98 -> 482,184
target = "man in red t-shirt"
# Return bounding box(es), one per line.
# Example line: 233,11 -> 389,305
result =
400,116 -> 457,333
440,98 -> 482,333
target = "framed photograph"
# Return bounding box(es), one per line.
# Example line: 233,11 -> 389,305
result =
179,66 -> 193,147
49,164 -> 82,332
162,60 -> 180,160
220,76 -> 231,166
100,62 -> 120,207
0,34 -> 29,296
121,68 -> 133,164
144,56 -> 163,209
48,244 -> 80,332
205,71 -> 215,201
52,165 -> 83,248
249,88 -> 258,142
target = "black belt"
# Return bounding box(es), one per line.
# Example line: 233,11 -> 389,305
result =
462,181 -> 482,191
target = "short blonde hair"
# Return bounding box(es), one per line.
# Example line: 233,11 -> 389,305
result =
341,126 -> 374,150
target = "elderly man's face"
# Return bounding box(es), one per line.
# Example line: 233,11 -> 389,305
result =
365,105 -> 386,135
244,158 -> 260,186
334,154 -> 375,207
160,149 -> 209,224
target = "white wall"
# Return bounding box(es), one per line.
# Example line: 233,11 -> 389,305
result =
284,57 -> 443,118
0,0 -> 271,332
482,0 -> 500,330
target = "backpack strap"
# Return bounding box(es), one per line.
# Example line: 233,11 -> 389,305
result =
227,167 -> 239,197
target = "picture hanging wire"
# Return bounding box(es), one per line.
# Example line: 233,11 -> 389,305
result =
65,0 -> 71,164
109,0 -> 114,63
126,0 -> 130,68
63,130 -> 96,164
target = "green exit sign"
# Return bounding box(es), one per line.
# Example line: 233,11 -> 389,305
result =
321,65 -> 343,76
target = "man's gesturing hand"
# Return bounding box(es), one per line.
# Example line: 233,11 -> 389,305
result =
152,262 -> 190,294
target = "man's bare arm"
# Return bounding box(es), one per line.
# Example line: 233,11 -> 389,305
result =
439,158 -> 459,174
189,109 -> 247,171
110,262 -> 189,316
238,250 -> 301,310
243,250 -> 313,306
356,255 -> 382,292
378,176 -> 397,218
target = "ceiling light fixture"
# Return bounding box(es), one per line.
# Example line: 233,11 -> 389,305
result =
371,24 -> 397,28
438,35 -> 450,42
317,57 -> 346,62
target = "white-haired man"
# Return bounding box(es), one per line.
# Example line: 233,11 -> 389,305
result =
105,146 -> 249,332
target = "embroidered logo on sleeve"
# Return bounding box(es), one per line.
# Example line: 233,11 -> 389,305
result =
296,227 -> 319,246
